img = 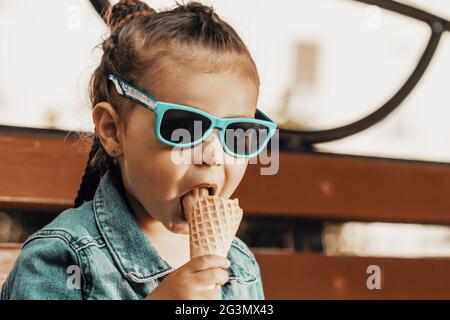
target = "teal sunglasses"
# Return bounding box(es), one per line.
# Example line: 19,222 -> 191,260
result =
108,74 -> 277,158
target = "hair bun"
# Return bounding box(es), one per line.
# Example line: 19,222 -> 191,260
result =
106,0 -> 156,33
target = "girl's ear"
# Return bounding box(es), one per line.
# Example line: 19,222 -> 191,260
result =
92,102 -> 124,158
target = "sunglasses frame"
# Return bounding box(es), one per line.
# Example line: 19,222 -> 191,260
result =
108,74 -> 277,158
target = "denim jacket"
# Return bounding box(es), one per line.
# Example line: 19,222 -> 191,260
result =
1,168 -> 264,300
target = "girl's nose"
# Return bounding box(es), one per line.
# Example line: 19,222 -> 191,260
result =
199,129 -> 224,166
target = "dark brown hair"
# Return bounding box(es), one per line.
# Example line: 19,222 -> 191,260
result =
73,0 -> 260,208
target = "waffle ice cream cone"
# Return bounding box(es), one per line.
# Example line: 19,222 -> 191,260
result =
185,195 -> 243,259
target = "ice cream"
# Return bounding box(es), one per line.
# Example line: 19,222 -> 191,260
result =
181,189 -> 243,259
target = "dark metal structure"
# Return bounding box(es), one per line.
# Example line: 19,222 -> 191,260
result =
283,0 -> 450,147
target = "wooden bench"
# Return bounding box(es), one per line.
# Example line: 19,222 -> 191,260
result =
1,125 -> 449,299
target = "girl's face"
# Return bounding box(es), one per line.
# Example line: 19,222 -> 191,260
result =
94,68 -> 258,235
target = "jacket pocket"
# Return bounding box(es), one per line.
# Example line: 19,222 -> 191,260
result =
227,263 -> 257,285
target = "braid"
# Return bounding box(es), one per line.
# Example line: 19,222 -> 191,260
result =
73,136 -> 111,208
105,0 -> 155,34
111,10 -> 154,32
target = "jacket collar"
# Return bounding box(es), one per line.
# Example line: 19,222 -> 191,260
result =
93,167 -> 173,283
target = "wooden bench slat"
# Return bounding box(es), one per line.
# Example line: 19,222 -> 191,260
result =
2,128 -> 450,225
0,134 -> 88,209
235,153 -> 450,225
254,251 -> 450,299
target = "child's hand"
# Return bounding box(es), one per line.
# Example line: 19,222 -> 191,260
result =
145,255 -> 231,300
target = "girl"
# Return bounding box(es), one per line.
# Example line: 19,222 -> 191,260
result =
1,0 -> 276,300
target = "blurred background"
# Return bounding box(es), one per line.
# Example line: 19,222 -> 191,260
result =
0,0 -> 449,261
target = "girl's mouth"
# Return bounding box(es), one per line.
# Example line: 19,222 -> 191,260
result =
179,185 -> 216,222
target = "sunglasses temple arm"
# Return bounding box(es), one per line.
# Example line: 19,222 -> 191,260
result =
108,74 -> 158,110
256,109 -> 278,131
256,108 -> 274,122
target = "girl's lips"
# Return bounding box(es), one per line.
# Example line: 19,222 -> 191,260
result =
180,187 -> 211,221
180,183 -> 217,198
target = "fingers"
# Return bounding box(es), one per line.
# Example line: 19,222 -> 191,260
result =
204,285 -> 222,300
185,255 -> 231,273
194,268 -> 230,290
204,284 -> 217,290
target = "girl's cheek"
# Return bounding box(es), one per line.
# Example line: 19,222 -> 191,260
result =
150,152 -> 189,195
220,161 -> 248,198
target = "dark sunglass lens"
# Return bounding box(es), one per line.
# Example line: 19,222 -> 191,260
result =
160,109 -> 212,144
224,122 -> 269,156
